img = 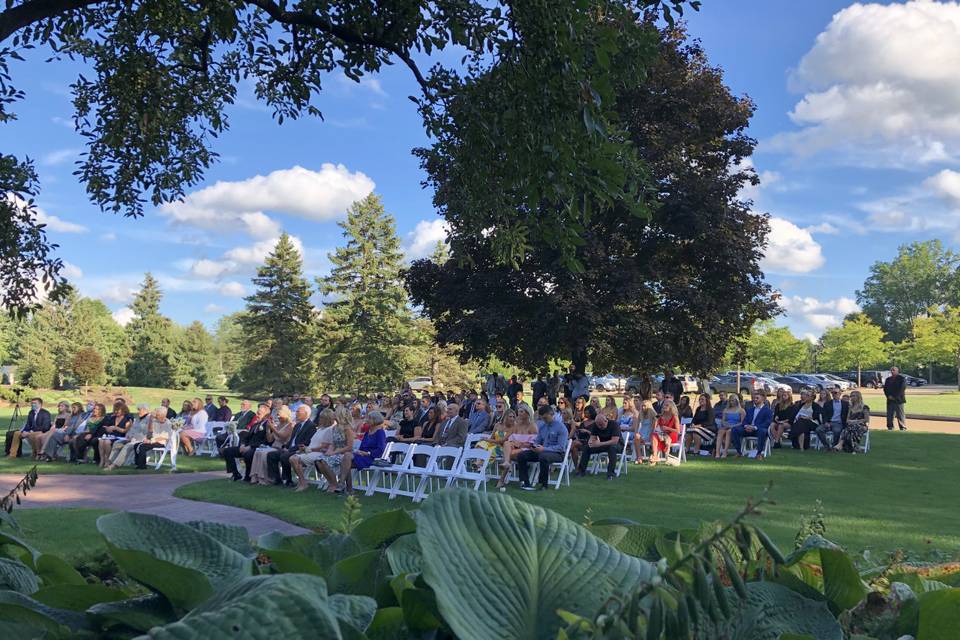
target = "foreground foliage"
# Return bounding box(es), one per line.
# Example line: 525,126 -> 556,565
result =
0,486 -> 958,638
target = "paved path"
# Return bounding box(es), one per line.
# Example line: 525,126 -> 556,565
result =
868,415 -> 960,434
0,472 -> 309,538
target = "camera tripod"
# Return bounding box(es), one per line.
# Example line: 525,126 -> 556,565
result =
6,388 -> 24,432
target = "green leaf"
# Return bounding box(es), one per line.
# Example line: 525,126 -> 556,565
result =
97,512 -> 252,610
328,593 -> 377,637
329,549 -> 386,597
0,590 -> 88,635
385,534 -> 422,576
137,575 -> 351,639
86,594 -> 177,632
783,536 -> 867,613
416,489 -> 656,640
703,582 -> 843,640
32,584 -> 126,611
917,588 -> 960,640
352,509 -> 416,549
257,532 -> 361,576
34,554 -> 85,587
0,557 -> 38,594
186,521 -> 257,558
0,530 -> 41,567
366,606 -> 406,639
590,523 -> 661,558
401,587 -> 443,632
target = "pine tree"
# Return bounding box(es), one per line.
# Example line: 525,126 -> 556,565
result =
429,240 -> 449,265
319,193 -> 412,393
214,312 -> 246,389
125,273 -> 179,387
237,234 -> 316,395
182,321 -> 218,388
70,297 -> 130,383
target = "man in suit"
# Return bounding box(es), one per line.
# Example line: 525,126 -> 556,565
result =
267,405 -> 316,486
883,366 -> 907,431
216,399 -> 255,450
816,386 -> 848,448
223,403 -> 272,481
661,370 -> 684,406
433,403 -> 468,448
731,392 -> 773,459
5,398 -> 52,458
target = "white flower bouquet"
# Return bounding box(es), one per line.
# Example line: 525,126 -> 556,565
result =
170,417 -> 186,431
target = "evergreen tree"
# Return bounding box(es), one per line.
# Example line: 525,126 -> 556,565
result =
319,194 -> 412,394
214,312 -> 246,389
429,240 -> 449,265
125,273 -> 179,387
70,297 -> 130,383
182,321 -> 218,388
237,234 -> 316,395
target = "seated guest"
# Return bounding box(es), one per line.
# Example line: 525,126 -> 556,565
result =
715,395 -> 744,459
652,390 -> 666,415
712,391 -> 728,420
732,393 -> 773,459
603,396 -> 619,417
769,389 -> 795,448
816,388 -> 830,408
179,398 -> 209,455
160,398 -> 177,419
686,393 -> 716,454
40,401 -> 85,461
37,402 -> 71,461
105,404 -> 151,469
216,399 -> 256,449
342,410 -> 387,490
479,409 -> 513,476
649,400 -> 681,466
290,409 -> 336,491
71,404 -> 105,463
790,389 -> 822,450
517,405 -> 568,491
633,400 -> 657,464
73,401 -> 124,465
676,395 -> 694,420
468,399 -> 492,434
223,403 -> 273,482
249,405 -> 293,485
134,408 -> 175,469
816,387 -> 848,451
204,395 -> 216,420
214,396 -> 232,422
96,403 -> 133,468
433,403 -> 468,448
5,398 -> 52,459
494,410 -> 540,491
571,396 -> 587,431
394,406 -> 421,442
618,398 -> 637,434
575,412 -> 621,479
266,405 -> 315,486
836,390 -> 869,453
570,406 -> 597,467
418,406 -> 441,443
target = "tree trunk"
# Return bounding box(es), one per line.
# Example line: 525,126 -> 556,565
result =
857,365 -> 861,388
571,349 -> 588,376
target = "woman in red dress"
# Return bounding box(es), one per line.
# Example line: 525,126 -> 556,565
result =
650,399 -> 680,466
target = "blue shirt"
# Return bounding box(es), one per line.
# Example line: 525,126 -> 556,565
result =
535,417 -> 568,453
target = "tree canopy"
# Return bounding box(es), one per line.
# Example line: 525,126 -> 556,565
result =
745,323 -> 810,374
905,307 -> 960,390
817,315 -> 888,385
407,19 -> 776,376
0,0 -> 695,312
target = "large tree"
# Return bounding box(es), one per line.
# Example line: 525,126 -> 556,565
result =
817,316 -> 888,386
213,312 -> 245,388
319,194 -> 412,393
0,0 -> 692,312
906,307 -> 960,390
745,323 -> 810,374
181,321 -> 218,388
125,273 -> 180,387
407,18 -> 776,375
236,234 -> 315,395
856,240 -> 959,343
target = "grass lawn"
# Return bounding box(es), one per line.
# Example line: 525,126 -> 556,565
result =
8,508 -> 112,562
881,391 -> 960,418
174,430 -> 960,557
0,453 -> 223,475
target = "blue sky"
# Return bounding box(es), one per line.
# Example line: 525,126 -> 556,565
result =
5,1 -> 958,339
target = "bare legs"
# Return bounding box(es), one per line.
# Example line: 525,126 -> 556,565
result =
714,428 -> 731,459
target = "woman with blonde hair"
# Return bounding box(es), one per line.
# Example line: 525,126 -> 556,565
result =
836,390 -> 869,453
650,399 -> 680,466
292,409 -> 345,492
633,400 -> 656,464
495,409 -> 539,491
603,397 -> 619,418
249,405 -> 293,485
180,398 -> 208,455
715,395 -> 744,459
618,397 -> 637,433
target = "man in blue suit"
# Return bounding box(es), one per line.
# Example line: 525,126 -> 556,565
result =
732,392 -> 773,459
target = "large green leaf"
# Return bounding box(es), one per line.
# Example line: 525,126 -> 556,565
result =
329,593 -> 378,638
699,582 -> 843,640
87,594 -> 177,632
258,531 -> 362,577
783,535 -> 868,612
0,590 -> 89,636
137,574 -> 371,639
917,588 -> 960,640
329,549 -> 389,597
34,554 -> 85,587
385,534 -> 422,576
97,512 -> 252,610
0,530 -> 41,567
590,523 -> 662,558
416,489 -> 656,640
351,509 -> 417,549
186,521 -> 257,558
0,558 -> 38,594
32,584 -> 127,611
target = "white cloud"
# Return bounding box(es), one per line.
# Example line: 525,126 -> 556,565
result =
102,232 -> 116,242
805,222 -> 839,235
184,236 -> 304,281
204,303 -> 225,314
404,219 -> 449,260
62,262 -> 83,280
761,217 -> 825,274
160,202 -> 281,239
771,0 -> 960,166
219,281 -> 246,297
781,295 -> 860,332
40,148 -> 80,166
190,258 -> 237,279
112,307 -> 134,327
858,171 -> 960,234
5,195 -> 87,233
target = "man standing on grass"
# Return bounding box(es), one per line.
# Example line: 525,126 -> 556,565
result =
884,366 -> 907,431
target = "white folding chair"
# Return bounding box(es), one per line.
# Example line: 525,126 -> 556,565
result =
464,433 -> 485,449
666,421 -> 689,465
529,439 -> 572,490
383,429 -> 398,440
591,435 -> 629,477
741,432 -> 773,458
196,421 -> 226,457
388,445 -> 438,501
364,442 -> 415,496
147,435 -> 179,471
858,430 -> 871,454
447,448 -> 491,493
412,446 -> 462,502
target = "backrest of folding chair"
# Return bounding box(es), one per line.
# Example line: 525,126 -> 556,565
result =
464,433 -> 484,448
383,441 -> 411,464
408,445 -> 436,471
680,417 -> 693,426
457,447 -> 490,471
383,429 -> 397,440
431,446 -> 462,473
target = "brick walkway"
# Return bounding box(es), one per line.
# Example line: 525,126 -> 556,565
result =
0,471 -> 309,537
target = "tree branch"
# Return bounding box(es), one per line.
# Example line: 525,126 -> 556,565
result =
0,0 -> 102,43
243,0 -> 431,94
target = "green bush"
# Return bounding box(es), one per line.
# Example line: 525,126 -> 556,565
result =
0,488 -> 958,639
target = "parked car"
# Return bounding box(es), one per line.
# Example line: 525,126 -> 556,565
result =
812,374 -> 853,390
773,376 -> 814,393
902,374 -> 927,387
856,370 -> 889,388
709,374 -> 779,396
592,374 -> 623,392
786,374 -> 830,391
407,376 -> 433,391
625,374 -> 662,395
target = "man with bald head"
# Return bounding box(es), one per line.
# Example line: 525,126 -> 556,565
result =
266,404 -> 316,486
